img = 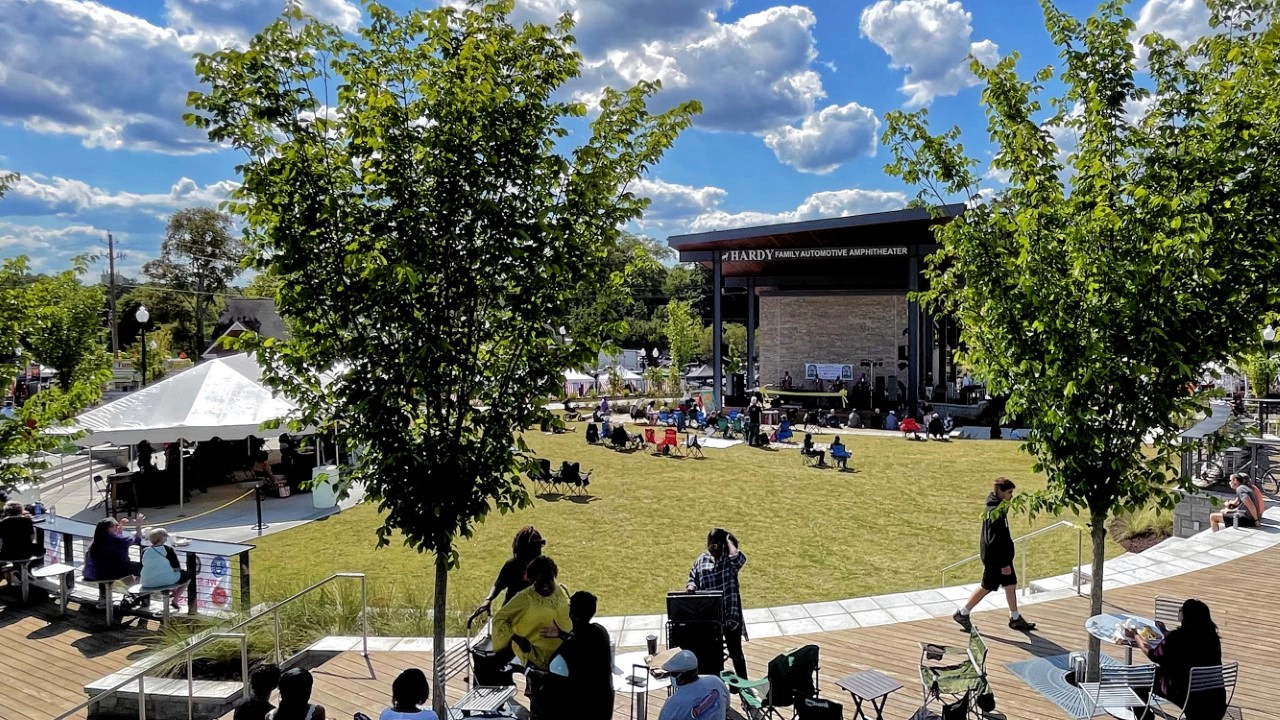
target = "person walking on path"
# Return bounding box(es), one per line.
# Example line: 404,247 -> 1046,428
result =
686,528 -> 749,681
953,478 -> 1037,632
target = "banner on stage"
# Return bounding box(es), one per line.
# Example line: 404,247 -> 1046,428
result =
805,363 -> 852,381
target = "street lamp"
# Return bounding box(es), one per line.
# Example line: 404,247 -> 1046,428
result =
136,305 -> 150,387
1265,325 -> 1276,343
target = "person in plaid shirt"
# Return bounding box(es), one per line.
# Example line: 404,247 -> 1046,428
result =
685,527 -> 748,681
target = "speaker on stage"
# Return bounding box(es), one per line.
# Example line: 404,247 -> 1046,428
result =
730,373 -> 745,398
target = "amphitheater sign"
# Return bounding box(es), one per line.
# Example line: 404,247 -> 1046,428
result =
720,246 -> 907,262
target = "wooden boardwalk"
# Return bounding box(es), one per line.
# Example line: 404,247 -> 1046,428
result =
0,595 -> 155,720
304,544 -> 1280,719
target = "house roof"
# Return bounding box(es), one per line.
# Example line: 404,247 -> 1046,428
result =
203,298 -> 288,359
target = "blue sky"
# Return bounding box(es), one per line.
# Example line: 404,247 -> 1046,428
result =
0,0 -> 1212,277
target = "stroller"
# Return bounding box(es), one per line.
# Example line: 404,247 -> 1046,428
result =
445,606 -> 526,718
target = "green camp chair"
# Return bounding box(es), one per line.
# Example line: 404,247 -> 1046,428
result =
716,416 -> 732,439
917,623 -> 992,718
721,644 -> 821,720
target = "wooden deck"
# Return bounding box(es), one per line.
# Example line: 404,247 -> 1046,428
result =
304,544 -> 1280,719
0,592 -> 156,720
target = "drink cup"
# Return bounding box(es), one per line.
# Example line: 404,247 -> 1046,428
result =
646,635 -> 658,655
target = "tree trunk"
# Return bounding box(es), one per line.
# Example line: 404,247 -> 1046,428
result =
1086,508 -> 1108,681
432,546 -> 449,717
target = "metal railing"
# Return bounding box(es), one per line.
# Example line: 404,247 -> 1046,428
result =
55,632 -> 249,720
53,572 -> 367,720
940,520 -> 1084,597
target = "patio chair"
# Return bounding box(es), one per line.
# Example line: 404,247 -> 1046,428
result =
1150,663 -> 1239,720
721,644 -> 821,720
92,474 -> 111,510
686,433 -> 705,458
918,623 -> 991,719
1153,596 -> 1184,630
1078,663 -> 1157,720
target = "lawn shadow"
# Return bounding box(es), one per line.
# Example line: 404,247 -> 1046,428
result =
566,494 -> 599,504
538,492 -> 599,504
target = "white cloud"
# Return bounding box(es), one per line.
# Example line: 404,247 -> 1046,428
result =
1134,0 -> 1210,48
5,173 -> 237,215
687,188 -> 906,232
0,0 -> 224,154
632,178 -> 727,223
0,221 -> 115,271
576,6 -> 826,133
763,102 -> 880,174
165,0 -> 361,41
859,0 -> 998,107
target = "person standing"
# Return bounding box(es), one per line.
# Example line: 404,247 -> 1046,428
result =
541,591 -> 614,719
657,650 -> 729,720
686,528 -> 748,680
747,397 -> 762,447
953,478 -> 1037,632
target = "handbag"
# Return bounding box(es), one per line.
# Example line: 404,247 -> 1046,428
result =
798,696 -> 843,719
942,692 -> 970,720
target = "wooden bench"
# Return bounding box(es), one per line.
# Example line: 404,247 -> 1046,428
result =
126,580 -> 189,625
30,562 -> 78,615
1,556 -> 43,603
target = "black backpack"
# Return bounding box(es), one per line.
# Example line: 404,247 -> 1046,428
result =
585,423 -> 599,444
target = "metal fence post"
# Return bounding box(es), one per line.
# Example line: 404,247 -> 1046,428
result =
273,608 -> 282,665
138,675 -> 146,720
1021,550 -> 1028,597
1076,528 -> 1084,596
361,574 -> 369,657
187,650 -> 195,720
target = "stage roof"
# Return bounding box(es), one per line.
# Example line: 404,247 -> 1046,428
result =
667,205 -> 965,281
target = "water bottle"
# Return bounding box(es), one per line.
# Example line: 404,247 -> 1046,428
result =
47,504 -> 56,518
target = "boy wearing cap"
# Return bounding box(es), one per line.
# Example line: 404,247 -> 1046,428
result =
658,649 -> 729,720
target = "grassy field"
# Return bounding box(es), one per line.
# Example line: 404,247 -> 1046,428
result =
247,429 -> 1122,623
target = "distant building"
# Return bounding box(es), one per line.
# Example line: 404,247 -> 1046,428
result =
203,298 -> 289,359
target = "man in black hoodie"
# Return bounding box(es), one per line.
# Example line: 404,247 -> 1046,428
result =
953,478 -> 1037,632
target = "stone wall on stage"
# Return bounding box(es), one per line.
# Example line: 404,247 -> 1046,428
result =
758,293 -> 909,389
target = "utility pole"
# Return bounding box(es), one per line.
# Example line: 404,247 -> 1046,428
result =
106,232 -> 119,356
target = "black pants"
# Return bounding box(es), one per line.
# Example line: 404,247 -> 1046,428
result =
725,626 -> 747,681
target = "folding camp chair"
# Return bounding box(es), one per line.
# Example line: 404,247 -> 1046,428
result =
830,445 -> 852,470
561,462 -> 591,495
801,448 -> 820,467
663,428 -> 684,456
644,428 -> 658,448
1150,663 -> 1240,720
686,433 -> 705,458
775,420 -> 794,443
721,644 -> 821,720
530,459 -> 562,493
658,410 -> 671,426
716,417 -> 734,439
918,623 -> 991,718
1078,663 -> 1157,720
731,416 -> 746,437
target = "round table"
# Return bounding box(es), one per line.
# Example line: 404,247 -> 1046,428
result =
612,650 -> 672,720
1084,613 -> 1165,720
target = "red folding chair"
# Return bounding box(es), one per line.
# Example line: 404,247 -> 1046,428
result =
645,428 -> 658,448
663,428 -> 683,456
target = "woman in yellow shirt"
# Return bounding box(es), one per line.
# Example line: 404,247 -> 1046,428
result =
491,555 -> 572,670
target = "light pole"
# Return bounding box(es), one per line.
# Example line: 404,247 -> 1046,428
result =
136,305 -> 150,387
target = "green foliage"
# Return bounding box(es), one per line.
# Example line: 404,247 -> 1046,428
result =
129,325 -> 173,384
143,208 -> 245,354
117,284 -> 219,361
883,0 -> 1280,670
184,1 -> 697,705
1111,505 -> 1173,541
664,299 -> 701,370
23,258 -> 111,392
241,273 -> 283,301
702,322 -> 746,374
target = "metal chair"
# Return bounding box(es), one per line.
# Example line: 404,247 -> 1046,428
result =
1151,663 -> 1239,720
1078,663 -> 1157,720
685,433 -> 704,458
1153,596 -> 1184,630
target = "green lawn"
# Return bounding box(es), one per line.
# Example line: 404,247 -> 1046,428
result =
248,431 -> 1120,622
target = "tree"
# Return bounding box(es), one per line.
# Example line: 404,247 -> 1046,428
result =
883,0 -> 1280,676
24,260 -> 110,392
701,322 -> 746,374
664,264 -> 710,320
242,273 -> 284,300
184,2 -> 697,710
143,208 -> 245,356
117,284 -> 218,360
664,299 -> 701,393
129,325 -> 172,384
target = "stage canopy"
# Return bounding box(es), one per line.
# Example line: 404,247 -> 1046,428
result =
70,353 -> 300,446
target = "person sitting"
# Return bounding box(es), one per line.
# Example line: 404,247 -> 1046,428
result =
83,516 -> 145,608
139,528 -> 189,606
610,423 -> 629,450
136,439 -> 156,474
265,667 -> 326,720
824,411 -> 842,429
541,591 -> 613,720
584,422 -> 600,444
657,649 -> 729,720
0,500 -> 38,561
883,410 -> 899,431
1126,599 -> 1225,720
233,664 -> 282,720
601,416 -> 612,440
645,400 -> 658,425
802,433 -> 826,467
830,436 -> 850,469
774,417 -> 794,443
379,668 -> 438,720
252,450 -> 274,481
899,416 -> 923,440
1210,473 -> 1263,531
927,412 -> 947,440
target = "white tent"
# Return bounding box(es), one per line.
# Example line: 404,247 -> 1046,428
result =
563,369 -> 595,398
71,353 -> 298,447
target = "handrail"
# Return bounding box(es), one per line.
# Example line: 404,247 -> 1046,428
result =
940,520 -> 1085,597
54,632 -> 249,720
53,572 -> 367,720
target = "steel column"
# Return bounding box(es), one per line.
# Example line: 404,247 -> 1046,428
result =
907,252 -> 920,418
712,253 -> 723,409
745,278 -> 756,390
